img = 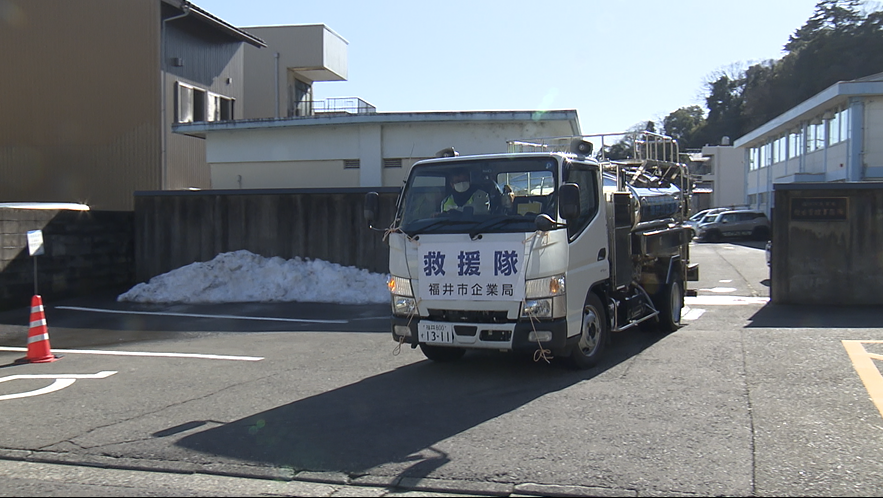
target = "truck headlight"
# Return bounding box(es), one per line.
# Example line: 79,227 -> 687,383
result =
522,299 -> 552,318
388,275 -> 413,297
525,274 -> 565,299
523,275 -> 566,319
388,276 -> 416,317
393,296 -> 417,316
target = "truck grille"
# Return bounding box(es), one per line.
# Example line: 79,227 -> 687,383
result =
426,309 -> 509,323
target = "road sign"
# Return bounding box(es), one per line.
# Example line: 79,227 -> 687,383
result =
27,230 -> 44,256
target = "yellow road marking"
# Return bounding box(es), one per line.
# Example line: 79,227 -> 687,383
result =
842,340 -> 883,419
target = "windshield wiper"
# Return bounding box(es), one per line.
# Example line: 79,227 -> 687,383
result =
403,218 -> 472,236
468,216 -> 529,240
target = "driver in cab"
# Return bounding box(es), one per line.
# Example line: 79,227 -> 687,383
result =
440,169 -> 491,215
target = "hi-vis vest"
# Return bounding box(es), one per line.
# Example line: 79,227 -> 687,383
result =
441,190 -> 490,213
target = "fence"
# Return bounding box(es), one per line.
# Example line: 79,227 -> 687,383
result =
0,209 -> 134,311
133,187 -> 400,284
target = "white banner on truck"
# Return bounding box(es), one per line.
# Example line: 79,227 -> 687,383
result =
417,241 -> 525,301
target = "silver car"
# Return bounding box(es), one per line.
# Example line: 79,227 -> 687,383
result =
696,209 -> 770,242
685,208 -> 729,239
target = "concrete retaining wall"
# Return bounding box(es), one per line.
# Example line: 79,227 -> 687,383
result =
133,188 -> 399,284
771,183 -> 883,305
0,209 -> 134,311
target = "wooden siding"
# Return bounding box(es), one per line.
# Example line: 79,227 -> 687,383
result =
0,0 -> 162,211
164,13 -> 246,191
0,0 -> 252,211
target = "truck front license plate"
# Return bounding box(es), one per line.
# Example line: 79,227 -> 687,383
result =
418,323 -> 454,344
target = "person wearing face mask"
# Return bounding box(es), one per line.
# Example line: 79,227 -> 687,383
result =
440,169 -> 491,215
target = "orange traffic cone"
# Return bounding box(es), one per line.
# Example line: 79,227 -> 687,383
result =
17,295 -> 60,364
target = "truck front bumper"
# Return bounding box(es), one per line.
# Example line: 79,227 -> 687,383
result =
391,316 -> 573,352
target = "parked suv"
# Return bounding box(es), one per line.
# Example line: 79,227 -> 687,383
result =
696,209 -> 770,242
685,207 -> 729,239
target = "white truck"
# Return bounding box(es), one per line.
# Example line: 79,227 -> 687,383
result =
364,132 -> 698,369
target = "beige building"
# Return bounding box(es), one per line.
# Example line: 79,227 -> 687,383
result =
240,25 -> 349,119
173,110 -> 582,189
0,0 -> 267,211
692,145 -> 747,211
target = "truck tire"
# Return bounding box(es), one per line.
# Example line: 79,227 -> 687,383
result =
564,293 -> 607,370
419,344 -> 466,362
658,276 -> 683,333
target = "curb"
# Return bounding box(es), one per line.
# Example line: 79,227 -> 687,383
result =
0,449 -> 649,497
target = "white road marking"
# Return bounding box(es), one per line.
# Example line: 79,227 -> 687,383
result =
56,306 -> 348,324
682,307 -> 706,321
0,371 -> 117,401
719,279 -> 733,283
686,296 -> 769,305
0,347 -> 262,361
700,287 -> 738,293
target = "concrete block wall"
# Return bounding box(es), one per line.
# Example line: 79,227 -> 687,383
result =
771,182 -> 883,305
0,209 -> 135,311
133,187 -> 400,284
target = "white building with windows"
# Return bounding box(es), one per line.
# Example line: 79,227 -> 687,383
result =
733,72 -> 883,215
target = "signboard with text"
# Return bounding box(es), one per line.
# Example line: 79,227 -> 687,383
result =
418,242 -> 525,301
790,197 -> 848,221
27,230 -> 45,256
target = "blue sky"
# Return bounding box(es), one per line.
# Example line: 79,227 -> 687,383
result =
197,0 -> 822,136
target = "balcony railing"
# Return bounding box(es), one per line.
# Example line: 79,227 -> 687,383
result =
309,97 -> 376,116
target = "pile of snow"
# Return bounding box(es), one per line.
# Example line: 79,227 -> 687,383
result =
117,250 -> 390,305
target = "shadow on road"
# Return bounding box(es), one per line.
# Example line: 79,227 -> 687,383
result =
746,303 -> 883,328
174,327 -> 667,478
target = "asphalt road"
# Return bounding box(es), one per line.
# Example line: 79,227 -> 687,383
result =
0,240 -> 882,497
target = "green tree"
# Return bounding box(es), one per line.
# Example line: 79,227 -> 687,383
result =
662,105 -> 706,149
658,0 -> 883,145
603,121 -> 656,160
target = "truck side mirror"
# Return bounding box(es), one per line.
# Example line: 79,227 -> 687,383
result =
558,183 -> 580,220
535,214 -> 565,231
364,192 -> 379,227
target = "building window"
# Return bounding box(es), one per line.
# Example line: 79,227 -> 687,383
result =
208,93 -> 234,121
830,107 -> 849,145
176,82 -> 233,123
789,130 -> 803,158
288,75 -> 313,117
344,159 -> 360,169
749,148 -> 758,171
775,136 -> 787,163
383,158 -> 403,168
176,83 -> 194,123
807,120 -> 825,152
757,143 -> 772,168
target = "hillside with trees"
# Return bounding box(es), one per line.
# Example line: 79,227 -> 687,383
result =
608,0 -> 883,157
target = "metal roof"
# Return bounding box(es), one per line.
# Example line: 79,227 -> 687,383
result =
164,0 -> 266,48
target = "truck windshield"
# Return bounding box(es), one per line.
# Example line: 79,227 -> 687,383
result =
397,157 -> 560,236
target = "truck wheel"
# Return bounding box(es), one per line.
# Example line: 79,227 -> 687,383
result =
565,293 -> 607,370
419,344 -> 466,362
658,276 -> 683,333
